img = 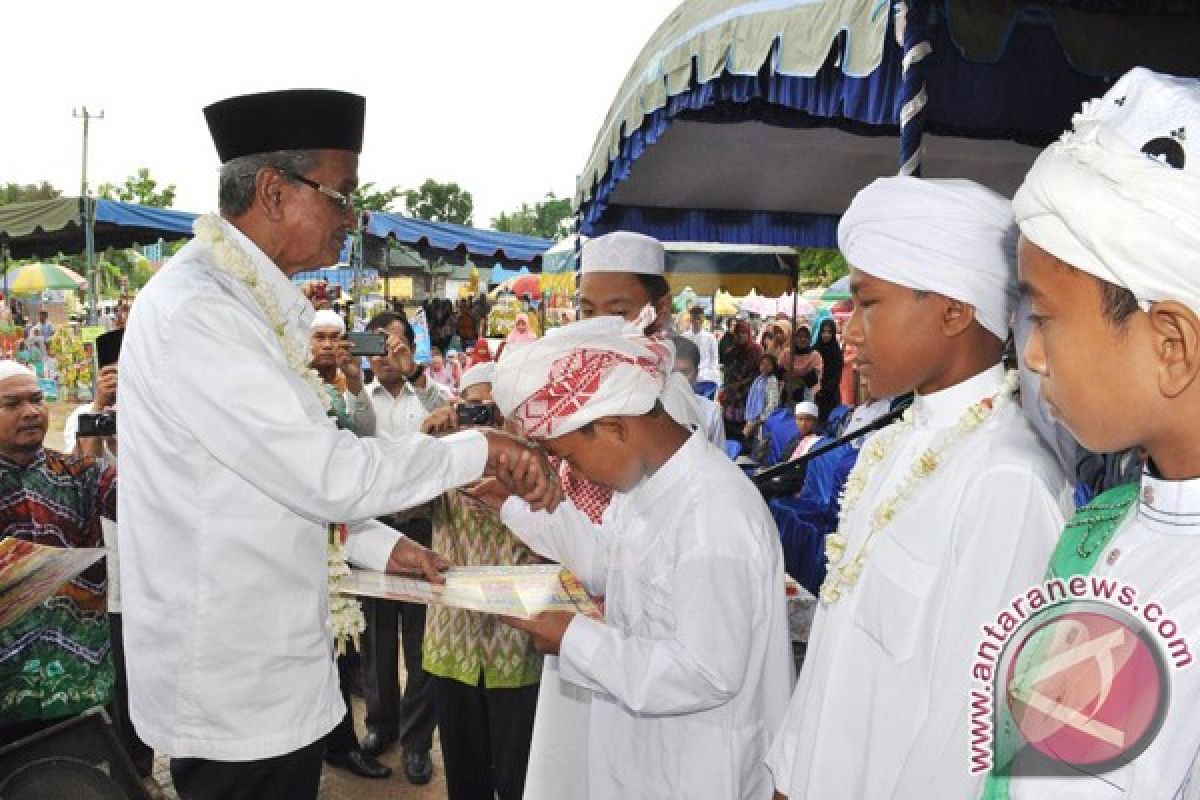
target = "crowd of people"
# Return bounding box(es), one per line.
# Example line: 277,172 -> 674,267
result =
1,67 -> 1199,800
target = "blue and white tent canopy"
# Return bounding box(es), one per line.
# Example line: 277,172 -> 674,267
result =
575,0 -> 1200,248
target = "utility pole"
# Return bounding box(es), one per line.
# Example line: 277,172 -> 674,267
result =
73,107 -> 104,325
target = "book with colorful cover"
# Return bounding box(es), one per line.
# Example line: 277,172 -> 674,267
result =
0,538 -> 106,629
341,564 -> 601,620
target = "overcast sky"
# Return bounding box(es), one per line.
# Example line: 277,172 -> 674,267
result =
3,0 -> 681,227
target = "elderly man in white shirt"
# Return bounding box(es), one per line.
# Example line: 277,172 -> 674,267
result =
118,89 -> 560,800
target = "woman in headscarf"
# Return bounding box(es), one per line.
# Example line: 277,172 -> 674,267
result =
789,324 -> 823,403
467,338 -> 493,368
506,313 -> 538,346
813,317 -> 845,422
720,320 -> 762,441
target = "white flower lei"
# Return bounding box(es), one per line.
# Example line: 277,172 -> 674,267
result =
193,213 -> 364,655
819,370 -> 1021,606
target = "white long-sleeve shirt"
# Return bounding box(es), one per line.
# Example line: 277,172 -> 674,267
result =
683,328 -> 723,385
118,218 -> 488,761
503,431 -> 793,798
766,365 -> 1072,799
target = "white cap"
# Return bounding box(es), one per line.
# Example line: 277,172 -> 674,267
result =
0,361 -> 36,382
459,362 -> 495,392
581,231 -> 665,276
794,401 -> 819,418
311,309 -> 346,333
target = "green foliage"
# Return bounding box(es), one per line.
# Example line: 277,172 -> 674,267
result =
491,193 -> 573,240
402,179 -> 473,225
354,183 -> 404,213
797,247 -> 849,288
0,182 -> 62,205
97,168 -> 176,208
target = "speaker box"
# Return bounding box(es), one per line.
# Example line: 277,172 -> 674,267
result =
0,709 -> 149,799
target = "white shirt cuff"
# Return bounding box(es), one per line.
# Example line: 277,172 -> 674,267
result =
500,494 -> 532,525
556,614 -> 608,693
441,429 -> 489,486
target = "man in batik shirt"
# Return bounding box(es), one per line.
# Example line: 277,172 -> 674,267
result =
0,361 -> 116,743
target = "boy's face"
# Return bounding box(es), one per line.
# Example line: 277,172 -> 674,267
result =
1018,238 -> 1149,453
795,414 -> 817,437
578,272 -> 669,334
539,420 -> 641,492
845,268 -> 944,398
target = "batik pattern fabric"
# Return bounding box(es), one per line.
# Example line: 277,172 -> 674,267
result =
423,490 -> 543,689
0,450 -> 115,723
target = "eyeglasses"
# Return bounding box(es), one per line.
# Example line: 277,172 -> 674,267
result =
283,172 -> 356,215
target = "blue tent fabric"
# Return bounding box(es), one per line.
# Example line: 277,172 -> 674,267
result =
95,200 -> 197,235
366,213 -> 552,266
770,497 -> 827,596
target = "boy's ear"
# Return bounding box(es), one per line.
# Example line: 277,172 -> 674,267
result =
1147,301 -> 1200,399
940,296 -> 977,338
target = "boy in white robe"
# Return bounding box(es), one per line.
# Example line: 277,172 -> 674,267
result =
996,67 -> 1200,800
475,328 -> 793,799
765,178 -> 1072,799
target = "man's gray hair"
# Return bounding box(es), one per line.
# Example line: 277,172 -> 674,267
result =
217,150 -> 322,216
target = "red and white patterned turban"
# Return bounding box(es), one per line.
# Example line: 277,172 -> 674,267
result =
493,326 -> 673,439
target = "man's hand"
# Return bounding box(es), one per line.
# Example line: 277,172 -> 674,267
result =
500,611 -> 577,655
386,538 -> 451,585
94,365 -> 118,410
386,333 -> 417,378
483,431 -> 562,513
421,405 -> 459,436
462,477 -> 512,512
336,341 -> 364,395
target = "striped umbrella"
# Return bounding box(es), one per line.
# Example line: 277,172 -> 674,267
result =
4,263 -> 87,295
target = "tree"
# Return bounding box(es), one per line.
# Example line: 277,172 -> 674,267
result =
491,193 -> 573,240
797,247 -> 849,288
97,168 -> 176,208
0,181 -> 62,205
353,182 -> 403,213
402,179 -> 473,225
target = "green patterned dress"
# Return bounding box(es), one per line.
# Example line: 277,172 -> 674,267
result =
0,449 -> 116,724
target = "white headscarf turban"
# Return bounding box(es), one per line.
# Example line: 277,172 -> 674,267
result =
838,177 -> 1018,340
1014,67 -> 1200,309
493,321 -> 673,439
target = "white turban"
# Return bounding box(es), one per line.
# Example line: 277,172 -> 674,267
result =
794,401 -> 819,418
1014,67 -> 1200,310
493,322 -> 673,439
838,177 -> 1018,340
310,309 -> 345,333
581,231 -> 665,276
0,361 -> 35,382
459,362 -> 495,393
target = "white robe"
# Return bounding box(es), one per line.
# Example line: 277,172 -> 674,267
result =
503,431 -> 793,799
1010,471 -> 1200,800
118,220 -> 488,760
766,365 -> 1072,799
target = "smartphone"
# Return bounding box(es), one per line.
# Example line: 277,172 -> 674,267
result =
95,329 -> 124,370
347,331 -> 388,357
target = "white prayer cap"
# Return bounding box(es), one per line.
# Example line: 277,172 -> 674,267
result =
838,177 -> 1018,340
493,320 -> 673,439
794,401 -> 819,418
581,231 -> 665,276
1014,67 -> 1200,311
0,361 -> 35,382
459,362 -> 495,393
310,309 -> 346,333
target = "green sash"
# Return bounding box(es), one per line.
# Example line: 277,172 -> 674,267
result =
980,482 -> 1139,799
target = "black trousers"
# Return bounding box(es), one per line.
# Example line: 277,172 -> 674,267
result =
170,738 -> 324,800
323,646 -> 361,758
432,674 -> 539,800
108,612 -> 155,778
362,517 -> 436,753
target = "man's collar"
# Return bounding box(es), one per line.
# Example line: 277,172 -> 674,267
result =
0,447 -> 46,471
218,218 -> 314,336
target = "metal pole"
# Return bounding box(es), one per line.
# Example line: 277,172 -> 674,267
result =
73,106 -> 104,326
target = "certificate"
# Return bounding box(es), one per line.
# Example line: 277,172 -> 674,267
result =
340,564 -> 601,620
0,538 -> 106,629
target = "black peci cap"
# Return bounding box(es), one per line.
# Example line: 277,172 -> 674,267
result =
203,89 -> 365,163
